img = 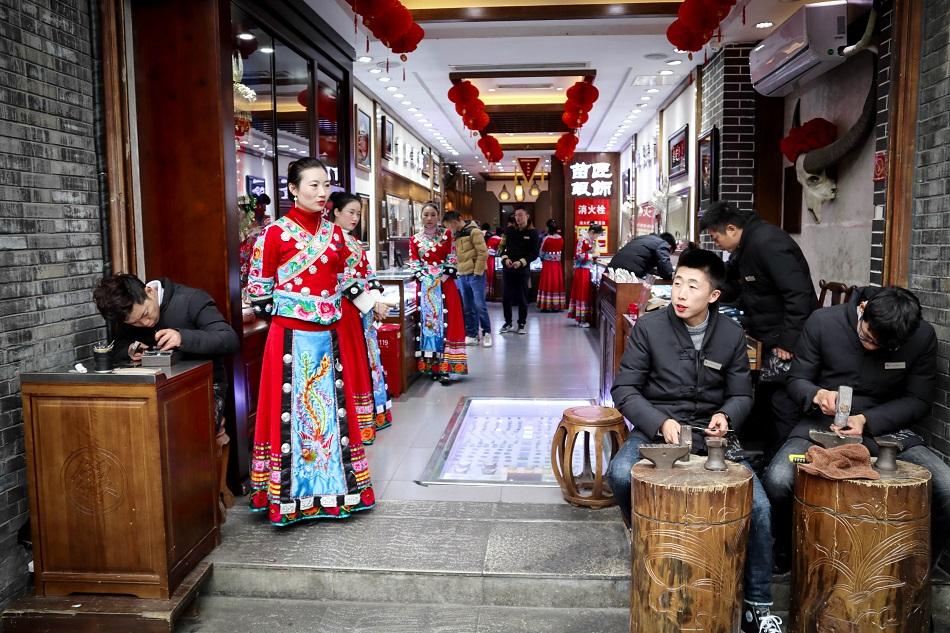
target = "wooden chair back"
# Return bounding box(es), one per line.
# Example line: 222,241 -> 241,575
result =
818,279 -> 856,307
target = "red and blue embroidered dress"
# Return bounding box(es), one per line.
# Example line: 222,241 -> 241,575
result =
342,232 -> 393,445
245,207 -> 375,526
537,233 -> 566,311
567,233 -> 596,324
409,228 -> 468,375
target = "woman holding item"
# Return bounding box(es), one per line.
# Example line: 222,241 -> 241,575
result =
567,223 -> 604,327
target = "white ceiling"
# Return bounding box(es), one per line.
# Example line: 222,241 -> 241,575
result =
313,0 -> 843,178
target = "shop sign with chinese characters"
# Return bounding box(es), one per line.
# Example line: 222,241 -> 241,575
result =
570,161 -> 614,197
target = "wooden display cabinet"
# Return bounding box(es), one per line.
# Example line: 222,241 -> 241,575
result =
597,276 -> 652,406
19,361 -> 219,599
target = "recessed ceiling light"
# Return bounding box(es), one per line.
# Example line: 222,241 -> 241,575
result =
386,86 -> 398,92
673,48 -> 687,54
237,33 -> 255,41
451,151 -> 459,155
393,93 -> 405,98
647,88 -> 660,94
488,88 -> 496,92
401,100 -> 412,105
407,107 -> 418,112
369,68 -> 382,74
357,56 -> 373,63
423,123 -> 432,128
624,116 -> 634,122
755,21 -> 774,29
659,70 -> 674,76
556,87 -> 563,91
419,118 -> 429,123
378,77 -> 391,83
278,144 -> 289,149
259,47 -> 274,54
414,113 -> 424,118
666,60 -> 682,66
640,96 -> 651,101
547,132 -> 554,135
619,125 -> 629,130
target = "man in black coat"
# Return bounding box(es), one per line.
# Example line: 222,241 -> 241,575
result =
498,207 -> 540,335
607,249 -> 780,632
607,232 -> 676,279
762,286 -> 949,568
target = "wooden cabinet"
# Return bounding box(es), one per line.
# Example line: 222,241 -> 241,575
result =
240,319 -> 268,449
597,276 -> 651,406
20,362 -> 219,599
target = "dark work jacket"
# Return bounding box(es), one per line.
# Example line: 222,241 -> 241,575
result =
607,234 -> 673,279
611,305 -> 753,440
500,225 -> 540,267
110,278 -> 240,386
720,217 -> 817,351
785,287 -> 936,452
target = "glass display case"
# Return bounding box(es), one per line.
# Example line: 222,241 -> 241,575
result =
375,269 -> 419,395
376,270 -> 418,321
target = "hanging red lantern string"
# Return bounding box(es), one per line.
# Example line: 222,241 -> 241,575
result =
349,0 -> 425,64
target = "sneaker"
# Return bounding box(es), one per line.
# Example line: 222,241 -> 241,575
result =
499,324 -> 513,334
481,333 -> 493,347
741,605 -> 783,633
465,336 -> 480,345
579,321 -> 591,328
517,325 -> 527,335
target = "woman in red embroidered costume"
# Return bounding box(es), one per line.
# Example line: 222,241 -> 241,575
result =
245,158 -> 377,526
485,228 -> 502,299
409,202 -> 468,383
537,219 -> 566,312
330,191 -> 393,446
567,223 -> 604,328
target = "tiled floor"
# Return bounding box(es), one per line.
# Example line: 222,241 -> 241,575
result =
365,304 -> 600,504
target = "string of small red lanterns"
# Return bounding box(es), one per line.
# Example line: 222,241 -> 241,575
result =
555,79 -> 599,163
666,0 -> 736,57
347,0 -> 425,62
447,80 -> 501,164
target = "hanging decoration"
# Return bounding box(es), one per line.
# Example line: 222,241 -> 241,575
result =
448,79 -> 497,161
554,79 -> 599,162
346,0 -> 425,62
665,0 -> 736,55
477,133 -> 503,164
554,132 -> 579,163
780,118 -> 838,164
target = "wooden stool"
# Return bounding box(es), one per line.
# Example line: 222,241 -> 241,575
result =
630,459 -> 752,632
791,460 -> 932,632
550,405 -> 626,508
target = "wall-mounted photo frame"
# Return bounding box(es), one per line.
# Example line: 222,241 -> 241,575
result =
421,147 -> 431,178
381,116 -> 394,160
667,124 -> 689,181
622,167 -> 631,200
357,193 -> 370,244
355,106 -> 371,171
696,126 -> 719,208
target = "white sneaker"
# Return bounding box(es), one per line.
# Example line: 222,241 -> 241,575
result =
481,333 -> 493,347
579,321 -> 591,328
465,336 -> 479,345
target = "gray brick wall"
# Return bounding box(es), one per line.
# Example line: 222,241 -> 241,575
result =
0,0 -> 106,606
869,1 -> 894,286
911,0 -> 950,462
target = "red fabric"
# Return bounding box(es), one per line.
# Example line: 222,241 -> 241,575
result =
486,234 -> 502,297
567,267 -> 593,323
537,234 -> 565,311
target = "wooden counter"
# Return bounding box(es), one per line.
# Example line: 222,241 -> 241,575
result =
597,276 -> 652,406
20,361 -> 219,599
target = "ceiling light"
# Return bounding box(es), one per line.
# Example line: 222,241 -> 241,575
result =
237,33 -> 255,41
556,87 -> 563,91
640,96 -> 651,101
755,21 -> 774,29
401,100 -> 412,105
414,113 -> 424,118
666,60 -> 682,66
393,93 -> 405,98
624,117 -> 634,122
278,144 -> 289,149
259,47 -> 274,54
548,132 -> 554,135
451,151 -> 459,156
619,125 -> 629,130
514,181 -> 525,202
488,88 -> 496,92
378,76 -> 391,83
529,182 -> 540,197
369,68 -> 382,74
647,88 -> 660,93
419,118 -> 429,123
659,70 -> 674,76
386,86 -> 398,92
499,184 -> 511,201
423,123 -> 432,128
673,48 -> 687,54
407,107 -> 418,112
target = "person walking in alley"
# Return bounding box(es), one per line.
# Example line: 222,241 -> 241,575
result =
499,207 -> 540,335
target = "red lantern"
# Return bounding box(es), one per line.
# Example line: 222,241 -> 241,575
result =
391,22 -> 424,56
666,19 -> 704,53
566,81 -> 599,109
375,4 -> 413,45
455,80 -> 479,103
679,0 -> 718,36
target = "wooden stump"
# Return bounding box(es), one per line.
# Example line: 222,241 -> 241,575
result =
791,460 -> 932,633
550,406 -> 626,508
630,459 -> 752,633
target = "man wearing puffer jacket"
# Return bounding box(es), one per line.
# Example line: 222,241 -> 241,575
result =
443,211 -> 492,347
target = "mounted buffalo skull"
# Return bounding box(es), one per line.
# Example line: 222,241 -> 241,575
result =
793,61 -> 877,224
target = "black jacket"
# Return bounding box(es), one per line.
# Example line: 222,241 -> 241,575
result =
500,225 -> 540,267
611,305 -> 753,440
111,278 -> 240,385
785,287 -> 936,451
607,234 -> 674,279
720,217 -> 817,351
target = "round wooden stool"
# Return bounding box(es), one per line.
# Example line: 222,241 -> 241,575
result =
791,460 -> 932,633
630,459 -> 752,632
550,405 -> 626,508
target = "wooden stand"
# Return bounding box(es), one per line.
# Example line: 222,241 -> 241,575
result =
791,461 -> 932,632
1,561 -> 211,633
19,361 -> 219,599
597,276 -> 651,406
630,459 -> 752,632
550,406 -> 626,508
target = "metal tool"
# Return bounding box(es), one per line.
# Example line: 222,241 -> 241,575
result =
809,429 -> 861,449
704,438 -> 728,471
141,350 -> 174,368
874,438 -> 900,473
638,444 -> 690,469
833,385 -> 853,429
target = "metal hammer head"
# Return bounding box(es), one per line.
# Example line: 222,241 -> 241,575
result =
638,444 -> 690,469
809,429 -> 862,449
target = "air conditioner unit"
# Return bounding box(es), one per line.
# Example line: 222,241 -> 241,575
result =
750,1 -> 870,97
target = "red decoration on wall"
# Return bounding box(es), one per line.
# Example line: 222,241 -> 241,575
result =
873,150 -> 887,182
780,118 -> 838,163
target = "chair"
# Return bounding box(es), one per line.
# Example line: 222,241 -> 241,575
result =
817,279 -> 856,307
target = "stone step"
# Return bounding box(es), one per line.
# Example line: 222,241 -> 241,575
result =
175,597 -> 630,633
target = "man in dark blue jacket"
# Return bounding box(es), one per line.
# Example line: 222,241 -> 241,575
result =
607,249 -> 780,633
762,286 -> 949,569
607,232 -> 676,279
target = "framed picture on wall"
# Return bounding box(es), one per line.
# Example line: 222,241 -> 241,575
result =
622,168 -> 631,200
355,107 -> 371,171
696,126 -> 719,208
357,193 -> 370,244
421,147 -> 431,178
382,116 -> 394,160
667,124 -> 689,180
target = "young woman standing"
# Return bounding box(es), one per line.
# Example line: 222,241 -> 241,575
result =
537,219 -> 566,312
567,223 -> 604,327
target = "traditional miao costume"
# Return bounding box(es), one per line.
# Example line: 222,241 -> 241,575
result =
245,207 -> 375,526
485,233 -> 502,298
342,232 -> 393,445
567,232 -> 597,325
409,227 -> 468,376
536,232 -> 566,311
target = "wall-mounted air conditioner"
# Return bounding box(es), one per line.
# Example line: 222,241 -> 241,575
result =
749,1 -> 871,97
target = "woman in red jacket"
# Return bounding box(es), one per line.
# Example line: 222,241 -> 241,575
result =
567,223 -> 604,327
537,219 -> 566,312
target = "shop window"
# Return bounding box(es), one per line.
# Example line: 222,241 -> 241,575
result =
274,41 -> 311,214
